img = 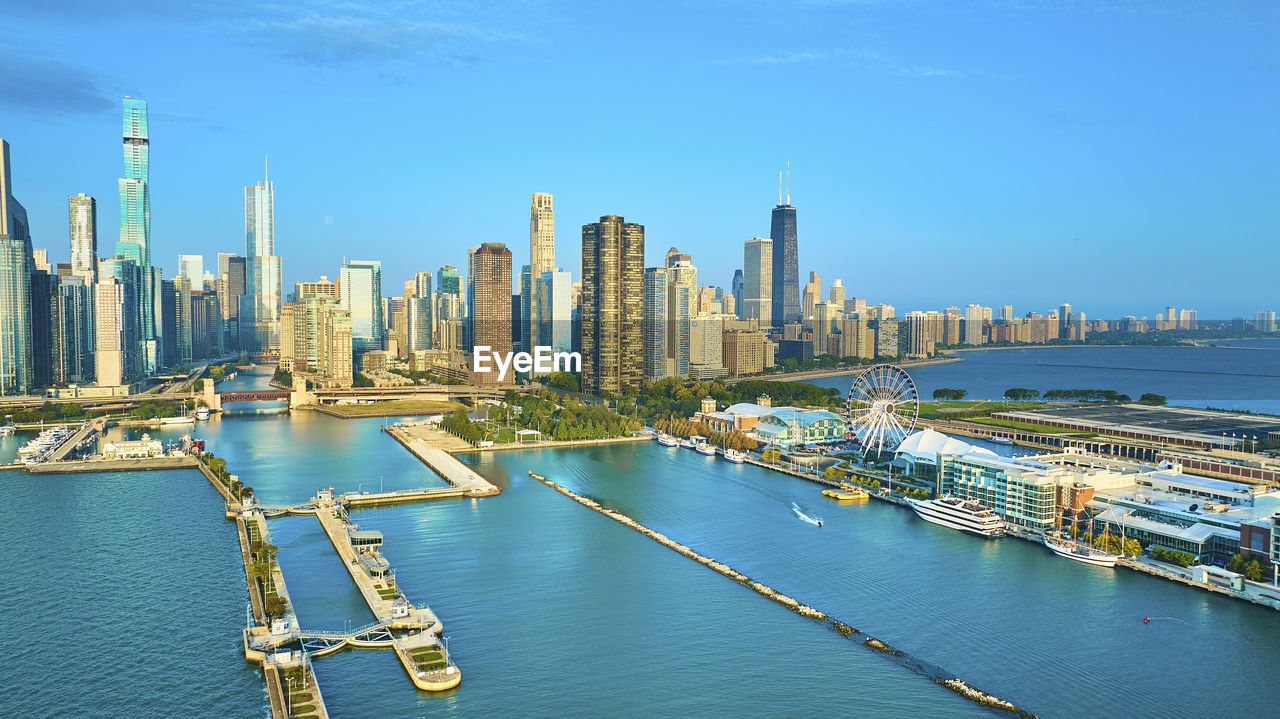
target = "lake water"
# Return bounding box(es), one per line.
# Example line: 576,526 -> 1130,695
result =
805,344 -> 1280,413
2,356 -> 1278,717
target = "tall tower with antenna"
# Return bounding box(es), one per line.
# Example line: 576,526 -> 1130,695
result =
770,163 -> 799,328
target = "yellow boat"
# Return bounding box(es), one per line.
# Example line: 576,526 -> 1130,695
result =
823,488 -> 869,501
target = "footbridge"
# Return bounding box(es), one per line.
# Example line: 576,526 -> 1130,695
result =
296,622 -> 397,658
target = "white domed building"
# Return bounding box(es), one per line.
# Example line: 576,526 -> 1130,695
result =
894,428 -> 998,479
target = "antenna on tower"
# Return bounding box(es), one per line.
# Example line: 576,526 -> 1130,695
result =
778,171 -> 783,206
785,161 -> 791,205
264,154 -> 269,182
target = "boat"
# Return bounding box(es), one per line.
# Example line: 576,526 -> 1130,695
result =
907,496 -> 1005,537
1043,535 -> 1119,567
0,426 -> 14,436
988,436 -> 1014,445
695,442 -> 716,456
679,438 -> 696,449
823,488 -> 869,501
722,448 -> 746,464
195,407 -> 210,420
160,416 -> 195,425
656,433 -> 679,447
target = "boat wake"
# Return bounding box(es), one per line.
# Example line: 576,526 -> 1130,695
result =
790,502 -> 822,526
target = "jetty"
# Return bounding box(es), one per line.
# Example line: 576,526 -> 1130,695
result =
526,469 -> 1037,719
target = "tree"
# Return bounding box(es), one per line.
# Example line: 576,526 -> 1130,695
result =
208,365 -> 226,380
1003,388 -> 1040,401
932,388 -> 968,400
1138,393 -> 1167,406
264,596 -> 288,619
1243,560 -> 1263,582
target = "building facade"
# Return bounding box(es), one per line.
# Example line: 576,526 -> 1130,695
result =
580,216 -> 644,395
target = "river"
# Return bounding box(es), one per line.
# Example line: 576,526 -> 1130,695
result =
2,360 -> 1277,717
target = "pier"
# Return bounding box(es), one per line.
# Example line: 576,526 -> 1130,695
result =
382,424 -> 501,496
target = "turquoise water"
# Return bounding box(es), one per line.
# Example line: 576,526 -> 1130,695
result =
0,469 -> 266,717
5,353 -> 1280,717
806,345 -> 1280,413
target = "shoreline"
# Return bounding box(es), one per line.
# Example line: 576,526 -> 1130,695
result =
753,356 -> 964,384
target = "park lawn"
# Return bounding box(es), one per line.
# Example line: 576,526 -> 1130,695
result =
320,399 -> 466,417
917,400 -> 1043,420
963,416 -> 1089,434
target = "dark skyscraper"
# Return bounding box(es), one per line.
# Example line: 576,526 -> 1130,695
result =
770,167 -> 799,328
581,215 -> 644,396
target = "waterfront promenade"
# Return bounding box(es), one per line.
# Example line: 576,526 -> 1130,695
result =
381,424 -> 501,495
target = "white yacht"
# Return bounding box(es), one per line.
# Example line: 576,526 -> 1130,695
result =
722,448 -> 746,464
695,441 -> 716,456
1043,534 -> 1119,568
907,496 -> 1005,538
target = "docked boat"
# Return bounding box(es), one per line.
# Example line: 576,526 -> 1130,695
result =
0,426 -> 14,436
160,416 -> 196,425
195,407 -> 210,421
679,438 -> 696,449
907,496 -> 1005,537
656,433 -> 679,447
823,488 -> 869,501
722,448 -> 746,464
1043,535 -> 1119,567
988,436 -> 1014,445
695,442 -> 717,456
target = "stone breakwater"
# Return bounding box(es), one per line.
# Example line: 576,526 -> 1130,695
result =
527,470 -> 1037,718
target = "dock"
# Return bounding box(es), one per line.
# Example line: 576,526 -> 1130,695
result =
381,424 -> 501,496
47,417 -> 107,462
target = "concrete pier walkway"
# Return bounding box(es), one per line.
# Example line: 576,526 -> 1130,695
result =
382,424 -> 500,496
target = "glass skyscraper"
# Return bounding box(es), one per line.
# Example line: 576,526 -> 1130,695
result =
241,178 -> 282,351
68,193 -> 97,283
0,139 -> 34,395
116,97 -> 159,372
340,260 -> 384,354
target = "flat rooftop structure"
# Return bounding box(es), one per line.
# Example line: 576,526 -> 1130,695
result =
992,404 -> 1280,448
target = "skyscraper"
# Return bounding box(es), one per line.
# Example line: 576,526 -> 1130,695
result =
743,237 -> 773,327
802,271 -> 821,324
54,275 -> 93,384
241,176 -> 282,352
528,192 -> 554,351
437,266 -> 461,297
643,267 -> 670,379
0,139 -> 33,395
731,269 -> 744,320
340,260 -> 385,356
537,269 -> 572,354
770,167 -> 799,328
178,254 -> 204,284
665,248 -> 696,377
116,98 -> 159,374
581,215 -> 644,395
218,253 -> 246,351
467,243 -> 513,382
98,256 -> 142,382
68,194 -> 97,284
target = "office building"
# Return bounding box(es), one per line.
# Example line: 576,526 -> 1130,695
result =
437,265 -> 461,297
580,215 -> 644,395
537,269 -> 572,355
643,267 -> 670,379
802,271 -> 821,324
528,192 -> 555,353
465,243 -> 513,382
217,253 -> 246,351
770,169 -> 800,327
743,237 -> 772,327
53,275 -> 93,384
722,330 -> 767,377
1256,311 -> 1276,333
731,269 -> 744,320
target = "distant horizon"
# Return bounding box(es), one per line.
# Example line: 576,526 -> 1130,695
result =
3,2 -> 1276,317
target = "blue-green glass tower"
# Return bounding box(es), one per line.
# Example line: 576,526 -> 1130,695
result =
116,97 -> 159,372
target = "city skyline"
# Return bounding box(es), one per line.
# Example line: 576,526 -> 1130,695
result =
2,2 -> 1276,317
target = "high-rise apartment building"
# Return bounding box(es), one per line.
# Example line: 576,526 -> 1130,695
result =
1255,311 -> 1276,333
94,277 -> 125,387
665,249 -> 697,377
829,279 -> 846,306
964,304 -> 986,345
580,216 -> 644,395
340,260 -> 385,356
68,194 -> 97,283
241,177 -> 282,351
178,254 -> 204,284
53,275 -> 93,384
0,139 -> 34,395
217,253 -> 246,351
802,271 -> 821,324
743,237 -> 773,327
643,267 -> 670,380
770,170 -> 800,328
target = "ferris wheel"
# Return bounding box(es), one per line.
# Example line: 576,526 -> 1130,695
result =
846,364 -> 919,457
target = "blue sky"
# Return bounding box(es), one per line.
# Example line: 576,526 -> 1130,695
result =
2,0 -> 1276,318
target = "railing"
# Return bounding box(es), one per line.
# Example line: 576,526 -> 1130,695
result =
298,620 -> 388,639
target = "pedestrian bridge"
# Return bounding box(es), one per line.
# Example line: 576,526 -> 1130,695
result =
297,622 -> 397,658
218,389 -> 291,404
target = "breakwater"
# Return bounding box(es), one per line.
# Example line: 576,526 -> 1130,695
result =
527,469 -> 1037,718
